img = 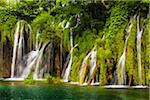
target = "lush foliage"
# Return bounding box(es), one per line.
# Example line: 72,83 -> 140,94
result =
0,0 -> 149,86
45,74 -> 61,84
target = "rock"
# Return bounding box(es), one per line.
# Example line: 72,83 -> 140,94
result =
0,39 -> 12,78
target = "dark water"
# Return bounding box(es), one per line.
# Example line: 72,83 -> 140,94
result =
0,82 -> 149,100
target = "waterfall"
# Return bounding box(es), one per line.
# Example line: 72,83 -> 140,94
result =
80,52 -> 91,77
11,21 -> 20,78
136,15 -> 145,85
21,50 -> 39,78
63,28 -> 73,82
63,29 -> 78,82
28,24 -> 32,51
17,26 -> 24,60
20,32 -> 41,79
63,50 -> 72,82
33,43 -> 47,79
11,21 -> 49,79
117,51 -> 126,85
16,25 -> 25,76
87,48 -> 97,85
80,46 -> 96,77
63,15 -> 80,82
79,46 -> 96,85
21,36 -> 48,79
90,49 -> 97,76
117,18 -> 133,85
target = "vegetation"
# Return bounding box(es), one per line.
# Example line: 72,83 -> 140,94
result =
0,0 -> 149,86
24,76 -> 35,85
45,74 -> 61,84
24,68 -> 35,85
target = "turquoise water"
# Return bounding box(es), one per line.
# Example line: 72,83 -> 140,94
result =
0,82 -> 149,100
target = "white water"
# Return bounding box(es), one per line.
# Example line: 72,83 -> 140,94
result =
11,21 -> 20,78
17,25 -> 25,76
63,29 -> 78,82
63,15 -> 81,82
79,46 -> 97,84
117,18 -> 133,85
17,26 -> 24,60
20,38 -> 48,79
136,15 -> 144,85
11,21 -> 48,79
80,47 -> 96,77
63,29 -> 73,82
80,51 -> 92,77
28,24 -> 32,51
21,50 -> 39,78
90,49 -> 97,76
33,43 -> 47,79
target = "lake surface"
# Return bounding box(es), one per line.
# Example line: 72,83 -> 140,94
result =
0,82 -> 149,100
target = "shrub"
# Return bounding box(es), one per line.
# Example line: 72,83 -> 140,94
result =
45,74 -> 61,84
24,76 -> 35,85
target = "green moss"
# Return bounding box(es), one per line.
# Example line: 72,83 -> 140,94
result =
126,18 -> 138,85
24,76 -> 35,85
143,18 -> 150,85
24,68 -> 35,85
45,74 -> 53,83
70,56 -> 80,82
114,25 -> 126,85
97,47 -> 107,85
45,74 -> 61,84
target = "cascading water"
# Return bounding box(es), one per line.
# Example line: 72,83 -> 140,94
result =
33,43 -> 48,79
63,30 -> 78,82
63,28 -> 73,82
11,21 -> 20,78
90,48 -> 97,76
16,24 -> 25,76
10,21 -> 48,79
21,50 -> 39,78
63,15 -> 80,82
79,46 -> 97,85
136,15 -> 145,85
28,24 -> 32,51
80,51 -> 92,77
20,37 -> 48,79
21,32 -> 41,78
117,18 -> 133,85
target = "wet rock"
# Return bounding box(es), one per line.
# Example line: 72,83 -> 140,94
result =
0,39 -> 12,78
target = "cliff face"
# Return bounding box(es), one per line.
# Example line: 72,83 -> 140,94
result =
0,39 -> 12,78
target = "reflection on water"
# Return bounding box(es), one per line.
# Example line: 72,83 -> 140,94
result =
0,82 -> 149,100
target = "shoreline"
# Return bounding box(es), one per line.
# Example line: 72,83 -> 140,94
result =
0,78 -> 149,89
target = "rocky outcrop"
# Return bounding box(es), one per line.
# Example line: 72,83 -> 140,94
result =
0,39 -> 12,78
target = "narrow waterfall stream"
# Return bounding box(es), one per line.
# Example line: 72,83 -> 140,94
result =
63,28 -> 73,82
63,15 -> 80,82
117,18 -> 133,85
90,49 -> 97,77
11,21 -> 20,78
136,15 -> 145,85
33,43 -> 48,79
79,46 -> 97,85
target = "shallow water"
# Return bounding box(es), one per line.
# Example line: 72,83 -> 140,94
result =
0,82 -> 149,100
